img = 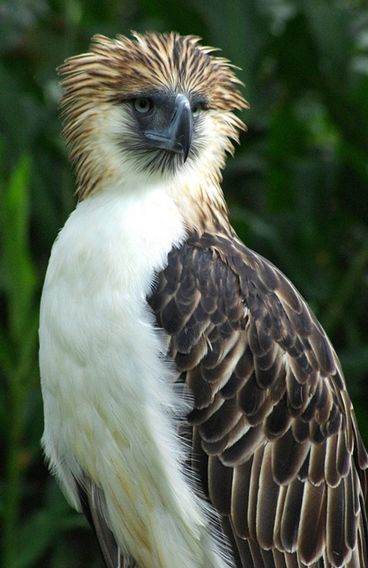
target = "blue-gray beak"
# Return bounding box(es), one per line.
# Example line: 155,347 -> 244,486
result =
143,94 -> 193,161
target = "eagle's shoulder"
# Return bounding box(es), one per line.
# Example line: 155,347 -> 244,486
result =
148,230 -> 368,567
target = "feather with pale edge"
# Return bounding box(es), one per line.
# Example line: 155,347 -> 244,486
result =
148,232 -> 368,567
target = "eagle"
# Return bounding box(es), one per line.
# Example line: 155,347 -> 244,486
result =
39,32 -> 368,568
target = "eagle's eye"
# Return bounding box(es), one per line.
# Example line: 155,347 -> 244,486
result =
133,98 -> 153,114
192,100 -> 208,117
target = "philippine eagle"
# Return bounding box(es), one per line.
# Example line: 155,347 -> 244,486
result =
39,32 -> 368,568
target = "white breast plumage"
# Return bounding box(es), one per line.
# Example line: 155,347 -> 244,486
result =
39,183 -> 231,567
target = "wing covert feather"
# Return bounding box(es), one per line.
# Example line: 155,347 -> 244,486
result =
148,231 -> 368,567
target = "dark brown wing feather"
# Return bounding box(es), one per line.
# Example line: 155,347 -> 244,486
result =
148,231 -> 368,568
76,477 -> 136,568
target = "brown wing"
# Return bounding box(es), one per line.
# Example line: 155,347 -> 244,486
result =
148,231 -> 368,568
76,476 -> 137,568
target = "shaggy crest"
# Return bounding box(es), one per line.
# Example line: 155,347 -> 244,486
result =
59,31 -> 248,112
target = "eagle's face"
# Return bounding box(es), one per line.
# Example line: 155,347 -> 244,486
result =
59,32 -> 248,196
116,88 -> 208,176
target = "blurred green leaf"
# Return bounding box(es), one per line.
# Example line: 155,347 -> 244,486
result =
1,155 -> 37,342
303,0 -> 353,83
15,507 -> 86,568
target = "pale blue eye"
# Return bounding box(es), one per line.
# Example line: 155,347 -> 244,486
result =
133,98 -> 153,113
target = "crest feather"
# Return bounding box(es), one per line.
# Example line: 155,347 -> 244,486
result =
58,32 -> 249,112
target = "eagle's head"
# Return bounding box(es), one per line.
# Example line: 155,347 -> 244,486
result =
59,32 -> 248,200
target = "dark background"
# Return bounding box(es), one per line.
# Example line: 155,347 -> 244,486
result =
1,1 -> 368,566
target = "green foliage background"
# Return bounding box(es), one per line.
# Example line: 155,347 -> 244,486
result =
1,0 -> 368,566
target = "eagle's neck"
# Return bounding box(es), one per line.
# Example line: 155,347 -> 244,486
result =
170,172 -> 234,236
76,162 -> 234,238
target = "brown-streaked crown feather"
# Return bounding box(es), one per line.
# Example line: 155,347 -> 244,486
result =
59,32 -> 247,112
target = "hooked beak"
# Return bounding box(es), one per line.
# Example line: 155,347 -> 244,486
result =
143,94 -> 193,161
